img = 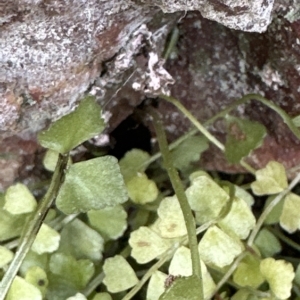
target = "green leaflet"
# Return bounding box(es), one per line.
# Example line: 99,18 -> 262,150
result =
129,226 -> 172,264
126,173 -> 158,205
25,266 -> 48,297
198,226 -> 244,268
280,193 -> 300,233
58,219 -> 104,261
157,196 -> 187,238
38,96 -> 105,154
56,156 -> 128,214
0,194 -> 32,242
87,205 -> 127,240
251,161 -> 288,195
103,255 -> 138,293
254,228 -> 282,258
225,115 -> 266,164
159,275 -> 203,300
260,258 -> 294,299
170,135 -> 208,171
186,175 -> 229,223
0,246 -> 14,268
31,224 -> 60,255
4,183 -> 37,215
233,254 -> 264,288
49,253 -> 94,291
6,276 -> 42,300
168,246 -> 215,299
119,149 -> 151,183
147,271 -> 168,300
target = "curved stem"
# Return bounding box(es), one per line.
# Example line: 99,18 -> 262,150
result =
0,153 -> 69,300
143,93 -> 300,173
122,250 -> 171,300
247,172 -> 300,247
148,107 -> 203,297
212,252 -> 247,296
160,94 -> 225,151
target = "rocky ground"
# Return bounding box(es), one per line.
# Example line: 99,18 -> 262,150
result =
1,0 -> 300,190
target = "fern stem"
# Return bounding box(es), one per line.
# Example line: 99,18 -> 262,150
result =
148,107 -> 203,297
0,153 -> 69,299
247,172 -> 300,247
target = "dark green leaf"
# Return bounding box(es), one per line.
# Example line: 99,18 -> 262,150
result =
58,219 -> 104,261
49,253 -> 94,290
56,156 -> 128,214
38,96 -> 105,154
225,116 -> 266,164
170,136 -> 208,171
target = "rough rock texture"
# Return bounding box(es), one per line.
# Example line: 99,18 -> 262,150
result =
1,1 -> 300,190
158,9 -> 300,174
140,0 -> 274,32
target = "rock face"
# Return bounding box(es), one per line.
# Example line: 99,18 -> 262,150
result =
1,1 -> 300,189
140,0 -> 274,32
159,8 -> 300,174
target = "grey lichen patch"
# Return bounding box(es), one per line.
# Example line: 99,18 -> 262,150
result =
139,0 -> 274,32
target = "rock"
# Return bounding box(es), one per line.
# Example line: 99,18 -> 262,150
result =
157,7 -> 300,175
1,1 -> 300,189
140,0 -> 274,32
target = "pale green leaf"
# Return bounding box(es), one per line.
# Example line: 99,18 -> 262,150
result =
280,192 -> 300,233
7,276 -> 42,300
56,156 -> 128,214
168,246 -> 215,299
234,185 -> 254,206
218,197 -> 256,239
25,266 -> 48,297
88,204 -> 127,240
186,176 -> 229,223
188,170 -> 211,183
43,149 -> 72,172
4,183 -> 37,214
198,226 -> 244,268
59,219 -> 104,261
119,149 -> 151,182
0,246 -> 14,268
157,196 -> 187,238
0,194 -> 32,241
127,173 -> 158,204
92,293 -> 112,300
170,135 -> 208,171
225,116 -> 266,164
31,224 -> 60,254
66,293 -> 87,300
49,253 -> 94,290
233,254 -> 264,288
129,226 -> 172,264
254,228 -> 282,258
147,271 -> 168,300
159,275 -> 203,300
260,258 -> 294,299
103,255 -> 138,293
251,161 -> 288,195
38,96 -> 105,154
